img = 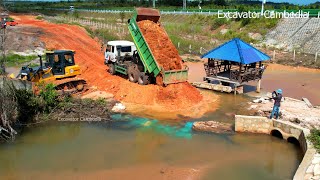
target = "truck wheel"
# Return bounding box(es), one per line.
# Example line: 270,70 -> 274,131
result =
138,72 -> 150,85
128,66 -> 139,83
108,64 -> 116,75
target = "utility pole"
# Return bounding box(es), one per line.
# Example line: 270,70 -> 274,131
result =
153,0 -> 155,8
0,10 -> 7,75
183,0 -> 186,10
261,0 -> 266,16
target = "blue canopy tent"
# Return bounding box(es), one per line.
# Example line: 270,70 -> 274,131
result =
201,38 -> 270,84
201,38 -> 270,64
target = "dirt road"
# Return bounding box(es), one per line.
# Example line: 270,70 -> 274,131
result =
11,15 -> 220,119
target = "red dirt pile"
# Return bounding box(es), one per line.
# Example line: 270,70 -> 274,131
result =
12,15 -> 217,118
137,20 -> 182,71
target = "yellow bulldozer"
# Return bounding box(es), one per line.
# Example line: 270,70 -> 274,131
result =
17,50 -> 86,94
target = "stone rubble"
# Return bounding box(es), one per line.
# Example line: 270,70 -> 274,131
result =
111,103 -> 126,113
249,95 -> 320,129
305,154 -> 320,179
192,121 -> 233,134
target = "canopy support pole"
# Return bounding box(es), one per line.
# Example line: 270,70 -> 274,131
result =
256,80 -> 261,93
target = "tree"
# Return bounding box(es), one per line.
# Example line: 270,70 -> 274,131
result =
214,0 -> 227,6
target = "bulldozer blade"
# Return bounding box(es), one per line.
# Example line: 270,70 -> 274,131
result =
136,8 -> 160,23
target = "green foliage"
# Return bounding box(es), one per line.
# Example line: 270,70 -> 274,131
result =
308,129 -> 320,153
214,0 -> 227,6
4,54 -> 38,67
94,29 -> 120,41
38,83 -> 58,111
72,11 -> 80,19
241,18 -> 251,27
84,26 -> 94,38
119,12 -> 125,23
36,15 -> 43,20
237,5 -> 250,21
245,17 -> 280,35
211,18 -> 228,30
14,89 -> 45,122
7,17 -> 14,21
96,97 -> 107,106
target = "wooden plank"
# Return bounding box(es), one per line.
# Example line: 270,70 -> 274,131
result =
204,76 -> 240,86
302,98 -> 313,108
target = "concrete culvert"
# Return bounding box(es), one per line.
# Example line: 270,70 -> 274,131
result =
271,129 -> 283,139
287,137 -> 300,146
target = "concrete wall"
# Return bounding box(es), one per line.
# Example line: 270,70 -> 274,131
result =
235,115 -> 316,180
235,115 -> 272,134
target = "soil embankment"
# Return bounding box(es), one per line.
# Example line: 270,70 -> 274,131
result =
11,15 -> 219,119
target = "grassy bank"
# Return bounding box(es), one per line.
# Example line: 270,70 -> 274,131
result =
3,54 -> 37,67
0,79 -> 113,142
308,129 -> 320,153
53,11 -> 279,55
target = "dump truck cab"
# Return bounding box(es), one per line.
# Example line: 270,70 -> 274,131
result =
105,40 -> 136,64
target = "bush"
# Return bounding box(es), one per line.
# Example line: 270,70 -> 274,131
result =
36,15 -> 43,20
307,129 -> 320,153
38,83 -> 58,111
72,11 -> 80,19
4,54 -> 38,67
15,89 -> 45,122
211,18 -> 227,30
241,18 -> 251,27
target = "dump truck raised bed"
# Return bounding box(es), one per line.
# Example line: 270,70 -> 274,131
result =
105,8 -> 188,86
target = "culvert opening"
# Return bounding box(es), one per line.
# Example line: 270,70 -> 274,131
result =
287,137 -> 300,146
271,130 -> 283,139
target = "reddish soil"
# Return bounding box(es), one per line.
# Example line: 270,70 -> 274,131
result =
12,15 -> 219,118
138,20 -> 182,71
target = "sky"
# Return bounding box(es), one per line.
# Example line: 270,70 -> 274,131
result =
267,0 -> 318,5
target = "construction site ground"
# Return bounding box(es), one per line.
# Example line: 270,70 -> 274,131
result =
9,14 -> 220,120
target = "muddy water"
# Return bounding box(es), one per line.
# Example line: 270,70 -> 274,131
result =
0,103 -> 302,180
0,62 -> 307,179
262,66 -> 320,105
186,62 -> 320,105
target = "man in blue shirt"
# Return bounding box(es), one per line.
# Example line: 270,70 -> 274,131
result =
269,89 -> 283,120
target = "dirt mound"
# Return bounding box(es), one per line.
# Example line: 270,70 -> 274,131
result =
12,15 -> 218,119
4,26 -> 44,52
137,20 -> 182,71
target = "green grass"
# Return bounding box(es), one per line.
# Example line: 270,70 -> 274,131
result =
4,54 -> 38,67
36,15 -> 44,20
307,129 -> 320,153
183,58 -> 201,62
48,10 -> 279,55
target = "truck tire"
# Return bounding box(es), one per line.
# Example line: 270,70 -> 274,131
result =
128,66 -> 139,83
108,64 -> 116,75
138,72 -> 150,85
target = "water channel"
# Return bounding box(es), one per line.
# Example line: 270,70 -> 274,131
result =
0,92 -> 302,180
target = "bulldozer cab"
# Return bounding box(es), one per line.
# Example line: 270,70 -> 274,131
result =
45,50 -> 76,75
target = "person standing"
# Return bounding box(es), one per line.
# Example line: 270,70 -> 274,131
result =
269,89 -> 283,119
